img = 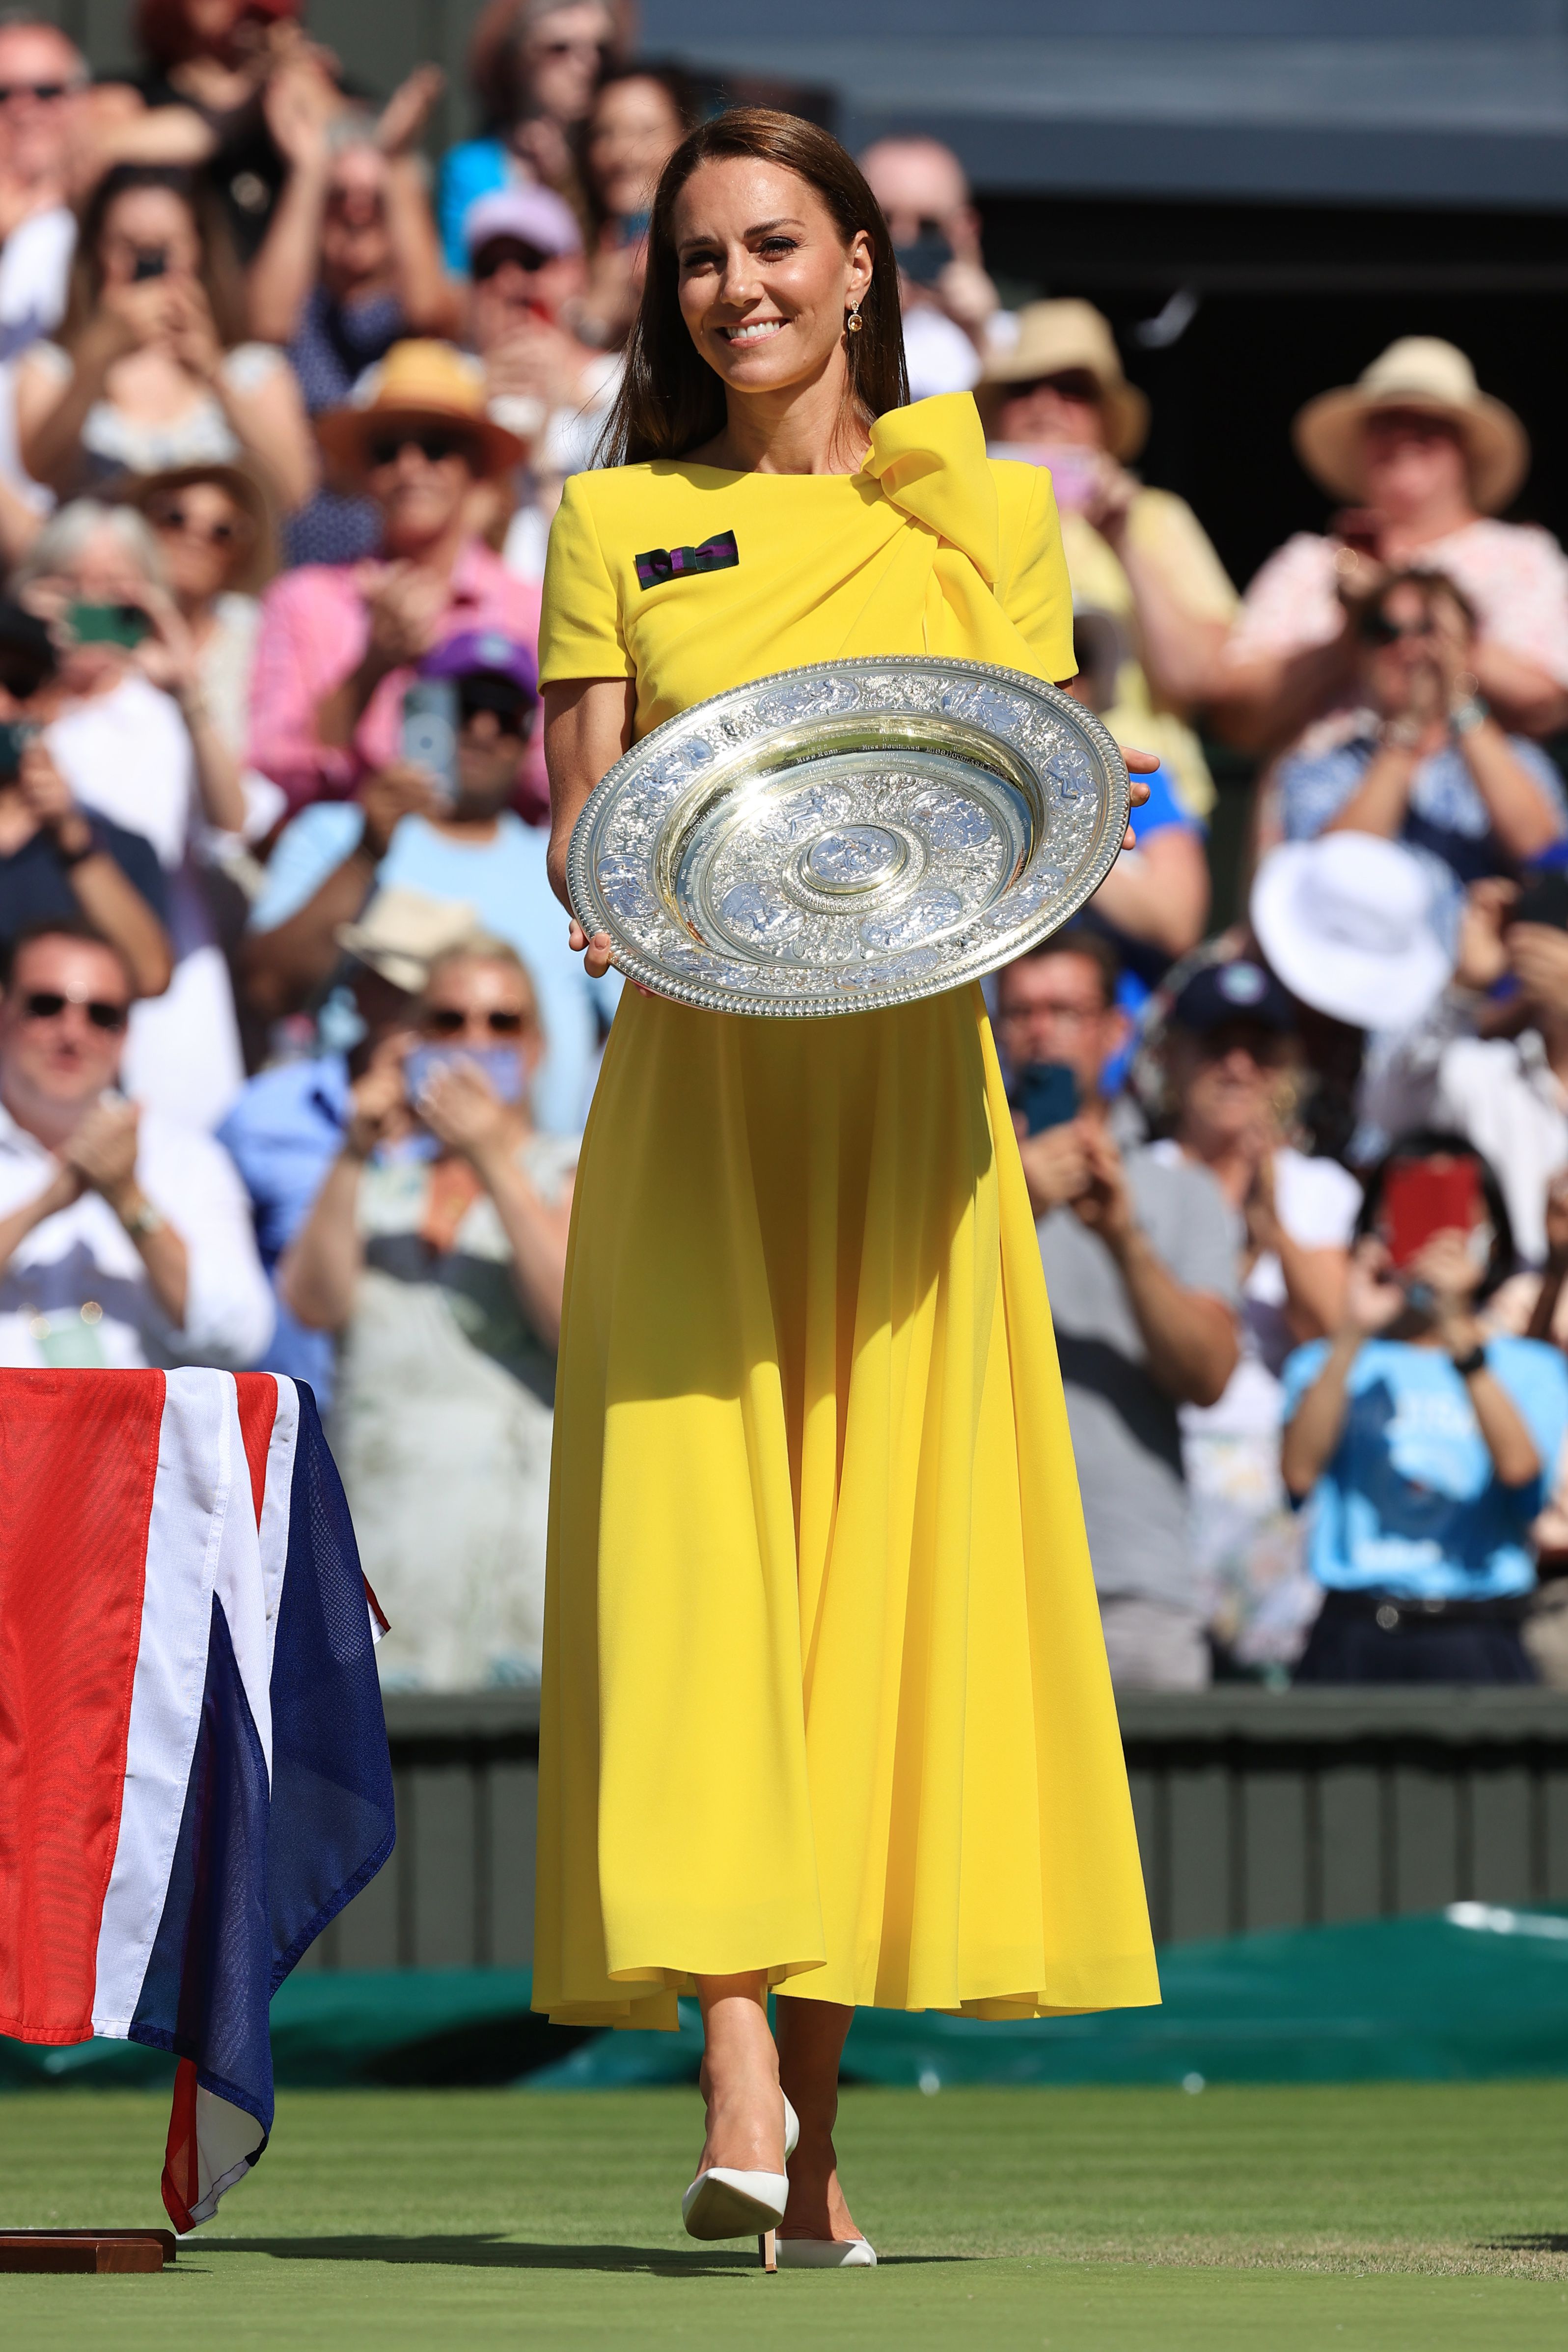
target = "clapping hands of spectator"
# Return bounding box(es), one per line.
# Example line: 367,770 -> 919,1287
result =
483,316 -> 593,414
376,64 -> 444,159
354,559 -> 450,671
262,53 -> 339,173
416,1057 -> 513,1170
60,1093 -> 139,1208
1342,1235 -> 1407,1337
1545,1173 -> 1568,1272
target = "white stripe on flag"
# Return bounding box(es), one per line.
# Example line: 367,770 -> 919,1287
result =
257,1375 -> 299,1687
91,1371 -> 258,2036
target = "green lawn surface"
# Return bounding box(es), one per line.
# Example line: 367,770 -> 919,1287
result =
2,2081 -> 1568,2349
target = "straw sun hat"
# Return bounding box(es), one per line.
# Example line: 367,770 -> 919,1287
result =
1293,337 -> 1529,516
120,460 -> 280,595
315,340 -> 525,487
978,300 -> 1150,462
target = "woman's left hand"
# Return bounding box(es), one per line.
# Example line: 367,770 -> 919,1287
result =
1116,743 -> 1156,849
166,279 -> 223,386
1411,1227 -> 1485,1330
417,1059 -> 514,1167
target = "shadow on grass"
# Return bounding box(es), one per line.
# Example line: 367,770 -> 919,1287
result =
1483,2236 -> 1568,2254
210,2236 -> 965,2275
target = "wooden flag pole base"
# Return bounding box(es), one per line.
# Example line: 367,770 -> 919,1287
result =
758,2229 -> 777,2272
0,2229 -> 175,2273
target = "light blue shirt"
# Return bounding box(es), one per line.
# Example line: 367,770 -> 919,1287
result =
249,805 -> 620,1136
1281,1333 -> 1568,1601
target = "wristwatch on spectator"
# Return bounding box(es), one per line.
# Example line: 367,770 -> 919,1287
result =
1450,692 -> 1489,735
54,814 -> 95,867
1450,1340 -> 1488,1379
119,1192 -> 165,1239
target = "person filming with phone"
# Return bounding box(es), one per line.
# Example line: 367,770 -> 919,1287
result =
14,161 -> 315,510
994,928 -> 1241,1689
248,338 -> 544,815
1282,1133 -> 1568,1684
243,625 -> 608,1134
282,940 -> 575,1691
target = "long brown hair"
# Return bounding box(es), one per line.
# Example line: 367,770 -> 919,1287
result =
61,166 -> 250,357
600,109 -> 908,468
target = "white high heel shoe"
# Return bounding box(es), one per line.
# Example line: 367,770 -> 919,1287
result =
682,2093 -> 799,2240
776,2236 -> 878,2267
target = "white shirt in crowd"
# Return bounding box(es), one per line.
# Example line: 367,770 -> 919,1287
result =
1365,998 -> 1568,1267
45,671 -> 281,1131
0,1098 -> 275,1370
0,203 -> 74,511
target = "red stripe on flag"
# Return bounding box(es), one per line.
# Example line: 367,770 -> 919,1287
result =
233,1374 -> 279,1533
0,1369 -> 165,2042
161,2057 -> 200,2234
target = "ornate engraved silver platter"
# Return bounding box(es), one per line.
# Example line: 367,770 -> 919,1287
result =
567,656 -> 1130,1018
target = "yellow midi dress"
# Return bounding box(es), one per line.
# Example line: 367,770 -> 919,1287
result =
533,393 -> 1159,2030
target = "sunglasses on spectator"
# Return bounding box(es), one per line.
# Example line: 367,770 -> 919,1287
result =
472,239 -> 553,279
535,35 -> 612,59
1358,607 -> 1440,646
147,502 -> 247,548
1012,369 -> 1103,406
366,429 -> 479,470
421,1007 -> 528,1037
0,82 -> 75,103
19,990 -> 128,1031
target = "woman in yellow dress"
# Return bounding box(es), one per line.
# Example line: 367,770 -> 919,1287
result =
536,109 -> 1159,2265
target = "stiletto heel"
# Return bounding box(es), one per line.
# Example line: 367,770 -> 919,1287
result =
682,2093 -> 799,2240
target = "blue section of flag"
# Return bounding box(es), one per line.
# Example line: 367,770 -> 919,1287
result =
268,1383 -> 395,1988
127,1389 -> 395,2148
129,1592 -> 275,2134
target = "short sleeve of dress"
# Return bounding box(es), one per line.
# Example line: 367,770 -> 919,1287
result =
995,465 -> 1075,683
539,475 -> 633,686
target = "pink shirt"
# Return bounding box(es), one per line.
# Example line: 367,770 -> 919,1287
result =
1225,519 -> 1568,690
247,540 -> 547,819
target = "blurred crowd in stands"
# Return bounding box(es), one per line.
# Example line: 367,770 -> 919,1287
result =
6,0 -> 1568,1695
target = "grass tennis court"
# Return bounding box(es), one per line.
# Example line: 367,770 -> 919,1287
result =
3,2081 -> 1568,2349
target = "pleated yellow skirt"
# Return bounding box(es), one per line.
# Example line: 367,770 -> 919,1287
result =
533,983 -> 1159,2029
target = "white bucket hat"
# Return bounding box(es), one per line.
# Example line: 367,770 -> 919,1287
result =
1249,832 -> 1453,1031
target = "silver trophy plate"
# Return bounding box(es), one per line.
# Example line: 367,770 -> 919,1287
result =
566,656 -> 1130,1018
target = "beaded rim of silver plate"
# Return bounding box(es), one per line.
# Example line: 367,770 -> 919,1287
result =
566,656 -> 1131,1019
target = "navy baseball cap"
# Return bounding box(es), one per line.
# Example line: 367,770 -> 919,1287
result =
419,629 -> 539,710
1169,958 -> 1296,1035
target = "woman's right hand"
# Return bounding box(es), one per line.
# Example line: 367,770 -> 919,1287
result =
86,278 -> 176,369
1343,1235 -> 1406,1338
344,1044 -> 410,1160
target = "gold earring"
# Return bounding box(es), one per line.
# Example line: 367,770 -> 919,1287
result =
847,304 -> 864,333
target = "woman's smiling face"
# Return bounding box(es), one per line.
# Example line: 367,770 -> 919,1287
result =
671,157 -> 872,401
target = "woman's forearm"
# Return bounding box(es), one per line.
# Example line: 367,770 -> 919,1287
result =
66,848 -> 174,997
1321,744 -> 1420,840
246,155 -> 330,344
178,689 -> 249,834
18,350 -> 110,494
385,159 -> 462,334
212,370 -> 317,510
1273,1235 -> 1349,1347
279,1151 -> 366,1330
1117,537 -> 1228,709
1464,1361 -> 1541,1488
475,1146 -> 572,1345
1458,717 -> 1565,860
1281,1327 -> 1360,1496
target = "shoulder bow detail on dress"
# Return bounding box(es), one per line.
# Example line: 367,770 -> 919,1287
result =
845,393 -> 1062,676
